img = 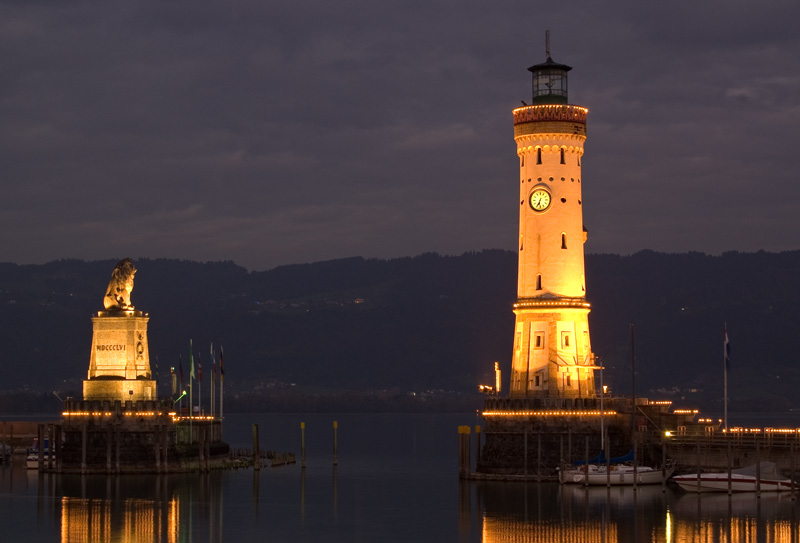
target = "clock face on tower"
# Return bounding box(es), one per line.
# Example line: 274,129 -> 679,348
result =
529,188 -> 551,212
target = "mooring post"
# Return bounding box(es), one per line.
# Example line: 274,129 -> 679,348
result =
584,436 -> 589,488
106,428 -> 112,472
791,442 -> 796,500
523,428 -> 528,478
727,438 -> 732,495
47,424 -> 54,471
81,422 -> 87,473
475,425 -> 481,468
695,439 -> 701,493
605,428 -> 610,488
154,425 -> 161,472
333,421 -> 338,466
115,425 -> 121,472
55,425 -> 62,472
252,424 -> 260,471
301,422 -> 307,469
662,441 -> 667,492
37,424 -> 44,471
537,434 -> 541,482
756,438 -> 761,497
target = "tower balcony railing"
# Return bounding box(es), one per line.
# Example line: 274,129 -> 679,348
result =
513,104 -> 587,125
513,296 -> 590,310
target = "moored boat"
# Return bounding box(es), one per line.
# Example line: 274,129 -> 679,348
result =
673,462 -> 795,493
560,461 -> 675,485
25,438 -> 53,470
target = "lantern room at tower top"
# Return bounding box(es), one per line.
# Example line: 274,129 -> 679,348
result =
507,48 -> 598,400
528,55 -> 571,105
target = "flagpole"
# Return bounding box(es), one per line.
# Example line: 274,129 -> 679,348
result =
198,354 -> 202,417
220,346 -> 225,434
724,324 -> 729,433
189,339 -> 194,439
210,343 -> 215,418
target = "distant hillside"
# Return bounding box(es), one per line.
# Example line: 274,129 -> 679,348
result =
1,250 -> 799,413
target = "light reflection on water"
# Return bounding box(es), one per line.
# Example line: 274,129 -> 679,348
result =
2,413 -> 800,542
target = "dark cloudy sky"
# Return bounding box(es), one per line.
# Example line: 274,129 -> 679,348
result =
2,2 -> 799,271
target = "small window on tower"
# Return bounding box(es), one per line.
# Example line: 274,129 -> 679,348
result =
566,375 -> 572,387
534,375 -> 540,387
561,233 -> 567,249
534,332 -> 544,349
520,155 -> 524,167
578,155 -> 581,166
536,148 -> 542,164
560,148 -> 565,164
536,274 -> 542,290
562,332 -> 571,348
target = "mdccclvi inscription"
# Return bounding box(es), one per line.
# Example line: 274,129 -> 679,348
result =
96,344 -> 127,351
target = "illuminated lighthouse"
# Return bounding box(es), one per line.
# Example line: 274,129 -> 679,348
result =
507,44 -> 596,399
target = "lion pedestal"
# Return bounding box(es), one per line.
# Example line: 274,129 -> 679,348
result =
83,310 -> 156,401
83,258 -> 156,402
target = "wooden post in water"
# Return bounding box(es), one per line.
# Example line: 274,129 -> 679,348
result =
457,426 -> 471,478
695,438 -> 701,493
605,427 -> 610,488
523,429 -> 528,478
154,424 -> 161,472
115,425 -> 120,472
333,421 -> 338,466
55,425 -> 62,472
661,441 -> 667,492
756,439 -> 761,497
584,436 -> 589,488
252,424 -> 260,471
475,425 -> 481,467
301,422 -> 307,469
199,425 -> 205,469
81,422 -> 88,472
791,442 -> 796,500
789,442 -> 794,501
537,434 -> 541,482
633,437 -> 638,491
727,438 -> 732,495
47,424 -> 54,471
37,424 -> 44,471
106,428 -> 112,472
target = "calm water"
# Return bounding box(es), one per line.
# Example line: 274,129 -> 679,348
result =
2,412 -> 800,542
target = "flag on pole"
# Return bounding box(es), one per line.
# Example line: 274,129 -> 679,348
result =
724,325 -> 731,370
171,366 -> 176,394
190,339 -> 195,379
198,354 -> 203,382
220,346 -> 225,382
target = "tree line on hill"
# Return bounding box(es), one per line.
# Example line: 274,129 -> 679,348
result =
1,249 -> 799,413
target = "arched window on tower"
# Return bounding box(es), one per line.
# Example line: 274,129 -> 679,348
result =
560,148 -> 565,164
520,155 -> 524,168
561,233 -> 567,249
536,148 -> 542,165
536,274 -> 542,290
578,154 -> 581,166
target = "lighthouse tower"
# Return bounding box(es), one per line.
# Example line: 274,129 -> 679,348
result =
508,45 -> 596,399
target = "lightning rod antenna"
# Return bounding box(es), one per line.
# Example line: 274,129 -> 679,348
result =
545,29 -> 551,60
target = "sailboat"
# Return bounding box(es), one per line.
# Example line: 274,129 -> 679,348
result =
559,450 -> 676,485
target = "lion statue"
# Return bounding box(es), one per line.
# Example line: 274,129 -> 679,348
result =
103,258 -> 137,310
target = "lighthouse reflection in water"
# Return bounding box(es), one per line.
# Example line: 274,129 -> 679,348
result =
4,414 -> 800,542
473,481 -> 799,543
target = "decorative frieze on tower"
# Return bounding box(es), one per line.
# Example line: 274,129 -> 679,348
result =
508,51 -> 597,399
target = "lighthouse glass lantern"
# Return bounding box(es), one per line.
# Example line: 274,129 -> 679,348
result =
529,58 -> 571,105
